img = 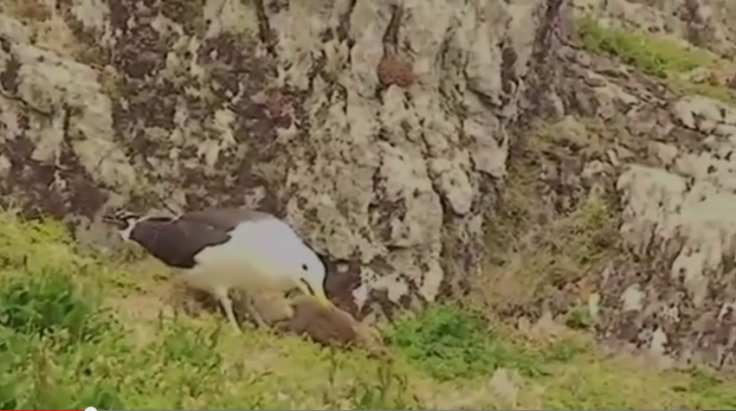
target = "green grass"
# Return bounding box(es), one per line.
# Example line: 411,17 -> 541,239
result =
577,16 -> 713,78
387,305 -> 552,381
577,16 -> 736,103
0,212 -> 735,409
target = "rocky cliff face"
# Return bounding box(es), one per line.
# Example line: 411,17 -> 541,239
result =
553,51 -> 736,369
0,0 -> 565,320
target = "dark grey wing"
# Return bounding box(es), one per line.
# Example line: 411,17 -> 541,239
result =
129,218 -> 231,269
179,208 -> 275,232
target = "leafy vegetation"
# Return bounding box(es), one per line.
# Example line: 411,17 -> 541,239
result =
577,15 -> 736,103
0,212 -> 734,409
577,16 -> 713,78
387,305 -> 548,380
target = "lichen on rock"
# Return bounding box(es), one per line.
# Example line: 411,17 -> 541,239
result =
0,0 -> 566,321
598,96 -> 736,367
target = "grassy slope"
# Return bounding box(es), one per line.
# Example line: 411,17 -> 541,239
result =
0,213 -> 735,410
1,12 -> 736,410
577,16 -> 736,104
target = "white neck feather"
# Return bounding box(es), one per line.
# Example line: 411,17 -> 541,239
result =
118,217 -> 140,242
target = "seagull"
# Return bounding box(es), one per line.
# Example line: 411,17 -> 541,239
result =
102,207 -> 332,331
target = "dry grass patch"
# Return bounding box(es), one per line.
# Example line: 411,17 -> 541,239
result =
473,119 -> 619,327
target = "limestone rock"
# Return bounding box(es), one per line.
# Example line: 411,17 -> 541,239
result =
0,0 -> 566,319
601,96 -> 736,367
548,48 -> 736,369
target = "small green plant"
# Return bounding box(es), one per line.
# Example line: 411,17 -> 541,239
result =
584,16 -> 720,73
347,362 -> 419,410
0,337 -> 128,410
563,304 -> 593,330
316,347 -> 421,409
158,317 -> 223,370
0,263 -> 127,409
577,16 -> 713,78
577,17 -> 736,104
686,367 -> 736,409
542,337 -> 589,363
0,214 -> 73,268
0,269 -> 110,345
386,305 -> 544,380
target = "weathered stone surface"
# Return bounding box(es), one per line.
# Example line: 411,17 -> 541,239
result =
527,48 -> 736,369
0,0 -> 565,320
599,96 -> 736,368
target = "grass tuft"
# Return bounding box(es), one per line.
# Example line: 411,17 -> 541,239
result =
387,305 -> 547,380
0,270 -> 109,344
576,15 -> 736,103
577,16 -> 711,78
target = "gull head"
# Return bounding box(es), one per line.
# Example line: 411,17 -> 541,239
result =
239,218 -> 333,307
102,210 -> 143,241
291,243 -> 331,307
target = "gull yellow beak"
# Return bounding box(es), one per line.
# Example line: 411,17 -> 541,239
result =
312,287 -> 333,307
298,279 -> 333,307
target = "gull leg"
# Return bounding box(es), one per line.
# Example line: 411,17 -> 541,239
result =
213,287 -> 240,333
243,293 -> 269,329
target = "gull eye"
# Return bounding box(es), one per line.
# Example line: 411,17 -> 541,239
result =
301,264 -> 308,271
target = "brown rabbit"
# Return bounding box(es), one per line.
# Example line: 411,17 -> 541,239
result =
256,294 -> 392,361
